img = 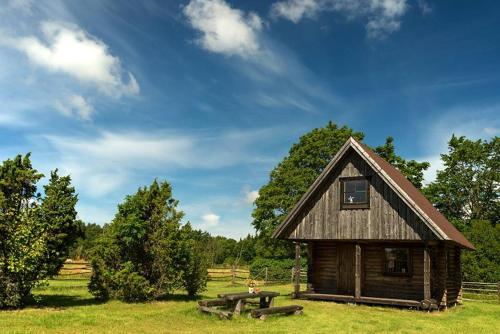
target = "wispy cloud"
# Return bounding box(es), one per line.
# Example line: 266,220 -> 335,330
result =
270,0 -> 323,23
54,94 -> 95,120
270,0 -> 408,38
39,127 -> 280,198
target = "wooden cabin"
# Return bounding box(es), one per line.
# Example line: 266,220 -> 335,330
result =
272,137 -> 474,309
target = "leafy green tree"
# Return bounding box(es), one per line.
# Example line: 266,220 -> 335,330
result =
0,155 -> 81,308
423,135 -> 499,282
374,136 -> 430,189
461,220 -> 500,282
424,135 -> 499,226
89,180 -> 207,301
252,122 -> 364,258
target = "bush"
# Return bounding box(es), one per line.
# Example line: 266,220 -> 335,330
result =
250,258 -> 306,282
110,263 -> 154,302
89,180 -> 207,301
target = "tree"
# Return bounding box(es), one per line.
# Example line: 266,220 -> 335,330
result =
374,136 -> 430,189
88,180 -> 207,301
424,135 -> 499,227
461,220 -> 500,282
40,171 -> 83,276
423,135 -> 499,282
252,122 -> 364,258
0,155 -> 81,308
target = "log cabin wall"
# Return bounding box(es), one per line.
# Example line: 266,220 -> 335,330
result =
308,241 -> 439,301
286,149 -> 437,241
362,245 -> 425,300
446,246 -> 462,305
433,245 -> 447,307
310,242 -> 338,294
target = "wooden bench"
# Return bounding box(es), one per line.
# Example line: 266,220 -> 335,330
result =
198,298 -> 227,307
250,305 -> 304,320
198,306 -> 233,320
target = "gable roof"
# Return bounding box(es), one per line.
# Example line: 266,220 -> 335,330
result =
272,137 -> 474,250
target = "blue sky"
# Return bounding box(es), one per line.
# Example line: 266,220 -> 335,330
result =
0,0 -> 498,238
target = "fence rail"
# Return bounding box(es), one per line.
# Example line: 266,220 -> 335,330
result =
462,281 -> 499,302
57,260 -> 92,279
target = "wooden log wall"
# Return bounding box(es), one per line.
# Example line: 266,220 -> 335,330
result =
445,246 -> 462,305
287,149 -> 437,241
362,245 -> 425,301
433,245 -> 448,308
309,241 -> 440,302
310,242 -> 338,294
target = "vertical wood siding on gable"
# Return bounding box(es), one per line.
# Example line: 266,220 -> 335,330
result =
286,149 -> 436,241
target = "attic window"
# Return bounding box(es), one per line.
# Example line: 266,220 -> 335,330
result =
340,177 -> 370,209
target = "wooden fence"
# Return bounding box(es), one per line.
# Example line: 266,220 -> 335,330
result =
207,267 -> 250,284
462,281 -> 499,302
57,260 -> 92,278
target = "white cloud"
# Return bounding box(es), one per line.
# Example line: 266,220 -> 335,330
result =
417,0 -> 432,15
1,21 -> 139,97
270,0 -> 408,38
201,212 -> 220,228
366,0 -> 407,38
54,94 -> 95,120
244,189 -> 259,204
6,0 -> 33,13
183,0 -> 263,58
271,0 -> 322,23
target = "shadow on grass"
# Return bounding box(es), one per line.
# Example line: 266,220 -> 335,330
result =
31,294 -> 105,309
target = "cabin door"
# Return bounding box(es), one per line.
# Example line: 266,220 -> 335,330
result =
336,243 -> 355,295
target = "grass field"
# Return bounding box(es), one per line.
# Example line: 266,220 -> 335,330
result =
0,280 -> 499,334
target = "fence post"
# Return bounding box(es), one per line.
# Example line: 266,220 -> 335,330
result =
265,267 -> 268,284
231,265 -> 236,285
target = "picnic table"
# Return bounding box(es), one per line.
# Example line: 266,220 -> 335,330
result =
198,291 -> 280,319
217,291 -> 280,315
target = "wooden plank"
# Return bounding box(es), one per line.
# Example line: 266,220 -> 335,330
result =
299,292 -> 420,307
355,243 -> 361,300
424,246 -> 431,300
299,293 -> 355,302
197,306 -> 233,320
307,242 -> 314,292
250,305 -> 303,319
198,298 -> 227,307
359,296 -> 421,308
294,242 -> 301,297
218,291 -> 279,300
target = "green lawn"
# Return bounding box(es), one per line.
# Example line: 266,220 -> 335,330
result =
0,280 -> 498,334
